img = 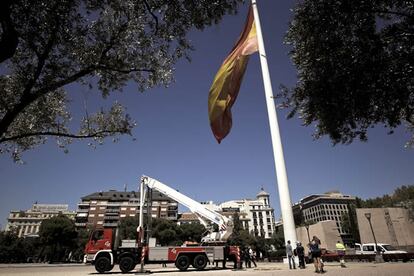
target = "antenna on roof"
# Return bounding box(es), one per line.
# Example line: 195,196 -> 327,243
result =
124,183 -> 127,192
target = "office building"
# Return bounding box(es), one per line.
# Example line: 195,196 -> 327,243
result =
292,191 -> 356,243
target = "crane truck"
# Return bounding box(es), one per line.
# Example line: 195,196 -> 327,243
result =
84,175 -> 240,273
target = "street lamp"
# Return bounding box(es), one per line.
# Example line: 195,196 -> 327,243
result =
364,213 -> 384,263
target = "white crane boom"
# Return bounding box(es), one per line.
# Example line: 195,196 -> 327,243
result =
140,175 -> 233,242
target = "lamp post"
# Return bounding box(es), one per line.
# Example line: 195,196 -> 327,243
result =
364,213 -> 384,263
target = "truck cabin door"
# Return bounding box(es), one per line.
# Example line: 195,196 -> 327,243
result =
86,229 -> 112,254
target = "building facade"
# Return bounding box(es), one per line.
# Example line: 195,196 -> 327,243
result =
292,191 -> 356,243
356,207 -> 414,252
219,188 -> 276,238
75,190 -> 178,229
177,188 -> 276,238
6,204 -> 75,237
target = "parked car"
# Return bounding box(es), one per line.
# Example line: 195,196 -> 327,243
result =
355,243 -> 407,254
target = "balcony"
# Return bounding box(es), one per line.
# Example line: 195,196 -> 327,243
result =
105,209 -> 120,213
76,213 -> 88,218
103,222 -> 118,227
75,222 -> 87,227
106,202 -> 121,206
104,215 -> 119,220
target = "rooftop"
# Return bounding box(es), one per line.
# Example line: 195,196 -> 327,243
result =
81,190 -> 176,202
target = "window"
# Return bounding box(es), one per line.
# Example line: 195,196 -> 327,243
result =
363,245 -> 375,252
92,230 -> 104,241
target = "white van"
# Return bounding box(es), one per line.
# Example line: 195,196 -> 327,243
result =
355,243 -> 407,254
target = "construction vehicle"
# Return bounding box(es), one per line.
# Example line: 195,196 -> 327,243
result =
84,175 -> 240,273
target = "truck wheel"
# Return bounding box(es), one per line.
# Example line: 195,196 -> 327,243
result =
95,256 -> 112,273
119,256 -> 136,273
193,254 -> 208,270
175,255 -> 190,271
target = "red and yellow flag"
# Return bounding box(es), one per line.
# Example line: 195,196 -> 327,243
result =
208,6 -> 258,143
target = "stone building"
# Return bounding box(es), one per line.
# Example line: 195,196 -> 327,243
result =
75,190 -> 178,229
6,204 -> 75,237
296,220 -> 342,251
356,207 -> 414,252
292,191 -> 356,244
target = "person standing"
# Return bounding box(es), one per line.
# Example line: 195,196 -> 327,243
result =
296,242 -> 306,269
244,247 -> 251,268
310,236 -> 324,273
336,240 -> 346,268
286,240 -> 296,269
249,247 -> 257,268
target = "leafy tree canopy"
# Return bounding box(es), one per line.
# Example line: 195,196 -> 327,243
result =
0,0 -> 243,162
284,0 -> 414,147
360,184 -> 414,217
118,216 -> 139,240
38,215 -> 77,246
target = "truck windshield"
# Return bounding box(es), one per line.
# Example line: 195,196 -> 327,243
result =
381,245 -> 397,251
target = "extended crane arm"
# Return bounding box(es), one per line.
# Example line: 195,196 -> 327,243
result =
140,175 -> 233,242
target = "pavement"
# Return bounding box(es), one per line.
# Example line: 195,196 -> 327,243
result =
0,261 -> 414,276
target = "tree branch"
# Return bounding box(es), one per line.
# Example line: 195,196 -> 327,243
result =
96,65 -> 155,74
143,0 -> 159,35
0,67 -> 94,139
35,67 -> 95,95
0,129 -> 130,143
373,9 -> 414,19
0,0 -> 18,63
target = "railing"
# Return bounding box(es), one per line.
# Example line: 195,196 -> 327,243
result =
105,209 -> 120,213
104,215 -> 119,220
103,222 -> 118,227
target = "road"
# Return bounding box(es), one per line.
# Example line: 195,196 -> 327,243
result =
0,262 -> 414,276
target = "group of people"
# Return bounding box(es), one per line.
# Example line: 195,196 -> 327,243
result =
241,246 -> 258,268
286,236 -> 347,273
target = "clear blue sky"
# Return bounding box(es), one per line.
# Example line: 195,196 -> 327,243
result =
1,1 -> 413,229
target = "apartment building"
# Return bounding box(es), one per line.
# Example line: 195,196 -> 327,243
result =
220,189 -> 276,238
75,190 -> 178,228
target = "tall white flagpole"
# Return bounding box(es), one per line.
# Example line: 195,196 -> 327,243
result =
251,0 -> 297,246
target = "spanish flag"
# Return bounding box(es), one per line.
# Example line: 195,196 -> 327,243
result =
208,6 -> 258,143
